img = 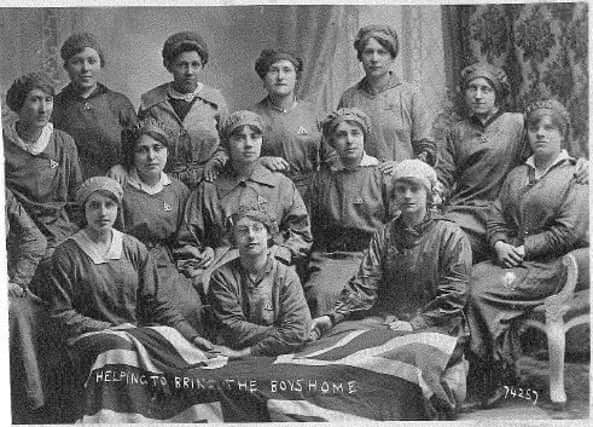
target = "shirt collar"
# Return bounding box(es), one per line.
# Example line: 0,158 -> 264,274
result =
7,121 -> 53,155
358,71 -> 402,95
218,162 -> 276,195
127,168 -> 172,195
525,149 -> 572,180
468,108 -> 504,129
68,228 -> 123,264
63,82 -> 107,100
167,82 -> 204,102
331,152 -> 379,172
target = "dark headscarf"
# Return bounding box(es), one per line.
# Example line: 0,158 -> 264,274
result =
6,72 -> 55,112
121,117 -> 176,167
321,107 -> 372,144
460,62 -> 511,101
254,48 -> 304,80
60,32 -> 105,66
76,176 -> 123,207
162,31 -> 209,67
220,110 -> 265,144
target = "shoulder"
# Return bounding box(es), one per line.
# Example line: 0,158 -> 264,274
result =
121,233 -> 149,257
168,176 -> 190,194
199,84 -> 227,108
339,83 -> 362,103
52,238 -> 80,264
140,83 -> 170,111
102,87 -> 135,109
210,257 -> 240,286
51,129 -> 78,152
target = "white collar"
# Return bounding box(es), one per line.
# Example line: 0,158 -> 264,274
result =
525,149 -> 571,180
127,168 -> 171,195
331,152 -> 379,171
167,82 -> 203,102
68,228 -> 123,265
7,121 -> 53,155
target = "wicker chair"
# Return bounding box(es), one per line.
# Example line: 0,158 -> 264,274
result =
521,253 -> 589,409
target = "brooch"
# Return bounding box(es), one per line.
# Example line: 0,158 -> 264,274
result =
296,126 -> 308,135
49,159 -> 58,169
163,201 -> 172,212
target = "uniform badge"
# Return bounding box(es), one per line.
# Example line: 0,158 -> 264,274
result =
163,201 -> 172,212
264,301 -> 274,311
296,126 -> 308,135
49,159 -> 58,169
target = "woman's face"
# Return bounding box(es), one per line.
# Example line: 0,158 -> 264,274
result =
263,59 -> 297,98
168,50 -> 202,93
527,114 -> 563,160
233,216 -> 270,257
393,179 -> 428,216
332,121 -> 364,165
360,37 -> 394,80
133,134 -> 168,182
465,77 -> 497,118
19,88 -> 53,130
84,192 -> 118,235
64,47 -> 102,92
228,126 -> 262,165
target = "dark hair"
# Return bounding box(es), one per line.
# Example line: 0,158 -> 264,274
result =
60,32 -> 105,67
526,109 -> 569,142
121,119 -> 172,168
162,32 -> 209,68
254,49 -> 303,80
229,124 -> 263,140
354,25 -> 399,61
6,72 -> 55,113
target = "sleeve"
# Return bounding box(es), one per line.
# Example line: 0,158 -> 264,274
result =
137,246 -> 200,341
523,180 -> 589,259
6,189 -> 47,287
487,177 -> 515,247
330,225 -> 387,319
208,269 -> 272,349
308,171 -> 323,245
176,185 -> 209,250
435,127 -> 459,200
409,226 -> 471,330
278,180 -> 313,264
209,95 -> 230,168
46,247 -> 113,338
250,268 -> 312,356
410,87 -> 436,165
117,95 -> 138,130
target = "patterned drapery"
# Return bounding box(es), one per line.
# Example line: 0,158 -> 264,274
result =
442,3 -> 588,158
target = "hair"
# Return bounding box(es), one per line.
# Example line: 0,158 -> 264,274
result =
121,119 -> 173,168
327,119 -> 367,148
60,32 -> 105,67
162,32 -> 209,68
526,109 -> 569,142
6,72 -> 55,113
393,177 -> 435,206
229,124 -> 263,140
356,35 -> 396,61
166,42 -> 205,67
254,49 -> 304,81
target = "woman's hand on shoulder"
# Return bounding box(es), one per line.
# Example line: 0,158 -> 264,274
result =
378,161 -> 397,175
192,335 -> 215,351
8,282 -> 26,298
260,156 -> 289,172
203,158 -> 223,182
107,164 -> 129,185
574,158 -> 589,184
308,316 -> 332,341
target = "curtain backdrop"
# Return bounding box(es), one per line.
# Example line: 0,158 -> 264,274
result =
441,3 -> 588,158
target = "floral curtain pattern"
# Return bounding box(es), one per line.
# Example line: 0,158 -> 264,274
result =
442,3 -> 588,157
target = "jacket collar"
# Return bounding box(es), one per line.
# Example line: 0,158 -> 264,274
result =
5,121 -> 53,156
68,228 -> 123,264
127,168 -> 172,195
357,71 -> 402,96
140,82 -> 222,111
61,82 -> 108,101
330,152 -> 379,172
468,108 -> 504,129
525,149 -> 573,180
216,162 -> 276,197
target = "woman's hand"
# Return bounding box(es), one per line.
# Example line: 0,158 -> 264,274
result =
260,156 -> 289,172
203,159 -> 222,182
111,322 -> 136,330
107,164 -> 129,185
378,161 -> 397,175
192,336 -> 214,351
574,158 -> 589,184
8,282 -> 26,298
386,320 -> 413,332
210,344 -> 251,360
494,241 -> 524,268
308,316 -> 332,341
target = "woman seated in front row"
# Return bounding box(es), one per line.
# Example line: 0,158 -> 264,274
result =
309,159 -> 471,415
119,117 -> 206,333
466,99 -> 589,408
178,110 -> 312,287
208,202 -> 312,359
305,107 -> 393,317
44,176 -> 213,350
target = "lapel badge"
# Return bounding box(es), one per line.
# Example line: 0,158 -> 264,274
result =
49,159 -> 58,169
296,126 -> 308,135
163,201 -> 172,212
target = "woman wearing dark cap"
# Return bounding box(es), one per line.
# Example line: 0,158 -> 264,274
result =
250,48 -> 336,208
436,62 -> 588,263
466,99 -> 589,408
178,110 -> 312,291
133,31 -> 229,189
52,32 -> 137,180
338,25 -> 435,173
118,118 -> 206,332
4,72 -> 82,257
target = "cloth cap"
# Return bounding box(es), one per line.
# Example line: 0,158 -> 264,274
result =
60,32 -> 105,66
321,107 -> 372,142
254,48 -> 304,79
6,72 -> 55,112
525,99 -> 571,137
221,110 -> 265,142
354,25 -> 399,59
460,62 -> 510,99
162,31 -> 209,66
392,159 -> 437,193
227,194 -> 279,238
76,176 -> 123,207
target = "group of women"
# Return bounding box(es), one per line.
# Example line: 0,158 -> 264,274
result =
4,23 -> 589,422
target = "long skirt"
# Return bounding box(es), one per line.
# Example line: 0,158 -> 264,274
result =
467,248 -> 589,368
304,251 -> 363,317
